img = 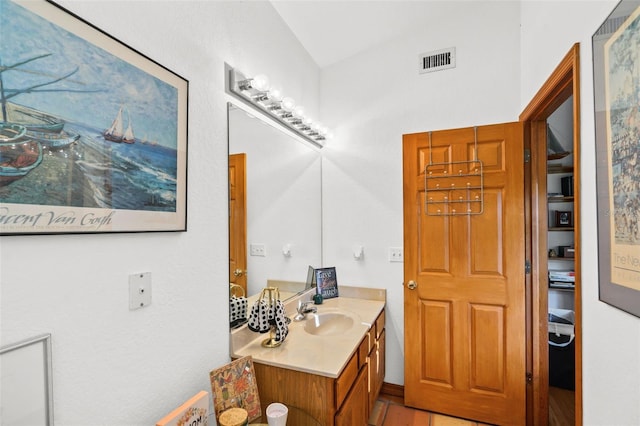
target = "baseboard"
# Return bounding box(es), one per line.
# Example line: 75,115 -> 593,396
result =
381,382 -> 404,399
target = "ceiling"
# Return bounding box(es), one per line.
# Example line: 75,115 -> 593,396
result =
270,1 -> 455,68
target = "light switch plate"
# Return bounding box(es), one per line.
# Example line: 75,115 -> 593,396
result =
129,272 -> 152,310
389,247 -> 404,262
250,243 -> 266,257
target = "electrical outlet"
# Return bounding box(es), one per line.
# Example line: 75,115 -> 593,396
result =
250,243 -> 267,257
129,272 -> 152,310
389,247 -> 404,262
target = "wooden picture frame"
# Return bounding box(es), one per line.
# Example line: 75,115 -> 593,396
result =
555,210 -> 572,227
593,0 -> 640,318
0,0 -> 188,235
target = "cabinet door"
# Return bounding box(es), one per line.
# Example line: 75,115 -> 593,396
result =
376,329 -> 386,397
335,367 -> 368,426
367,344 -> 377,415
368,328 -> 386,413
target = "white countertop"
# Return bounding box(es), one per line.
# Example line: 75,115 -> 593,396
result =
231,288 -> 385,378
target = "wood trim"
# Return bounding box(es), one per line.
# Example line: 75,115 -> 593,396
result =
380,382 -> 404,399
532,120 -> 551,426
519,43 -> 582,426
523,119 -> 534,426
520,45 -> 577,122
572,44 -> 583,426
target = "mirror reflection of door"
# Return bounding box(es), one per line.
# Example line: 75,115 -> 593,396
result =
229,153 -> 247,295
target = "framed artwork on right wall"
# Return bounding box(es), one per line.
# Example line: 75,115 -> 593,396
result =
593,0 -> 640,318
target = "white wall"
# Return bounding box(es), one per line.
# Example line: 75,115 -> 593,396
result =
521,1 -> 640,425
5,1 -> 640,424
320,1 -> 640,424
0,1 -> 318,424
319,0 -> 521,390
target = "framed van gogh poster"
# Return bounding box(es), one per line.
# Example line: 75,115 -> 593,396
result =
0,0 -> 188,235
593,0 -> 640,317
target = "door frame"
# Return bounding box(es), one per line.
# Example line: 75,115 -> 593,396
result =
519,43 -> 582,425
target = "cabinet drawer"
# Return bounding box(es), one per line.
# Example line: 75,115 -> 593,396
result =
375,310 -> 385,338
335,351 -> 358,409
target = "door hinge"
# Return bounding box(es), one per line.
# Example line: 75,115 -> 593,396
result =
524,148 -> 531,163
525,260 -> 531,275
526,372 -> 533,384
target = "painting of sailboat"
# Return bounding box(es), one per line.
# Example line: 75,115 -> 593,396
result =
0,0 -> 188,235
103,105 -> 135,144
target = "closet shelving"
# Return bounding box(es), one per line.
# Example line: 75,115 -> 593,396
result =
547,162 -> 575,293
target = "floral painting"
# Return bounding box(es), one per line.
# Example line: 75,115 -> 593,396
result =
209,356 -> 261,422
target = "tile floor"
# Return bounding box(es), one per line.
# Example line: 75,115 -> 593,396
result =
369,398 -> 494,426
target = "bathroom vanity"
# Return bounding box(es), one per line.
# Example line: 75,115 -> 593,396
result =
231,286 -> 386,425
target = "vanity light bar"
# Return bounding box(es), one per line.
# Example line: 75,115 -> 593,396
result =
228,67 -> 330,148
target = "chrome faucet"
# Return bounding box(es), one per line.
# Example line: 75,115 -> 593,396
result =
293,300 -> 317,321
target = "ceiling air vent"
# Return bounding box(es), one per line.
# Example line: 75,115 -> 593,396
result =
419,47 -> 456,74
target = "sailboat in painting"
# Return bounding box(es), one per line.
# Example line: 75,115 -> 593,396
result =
103,105 -> 135,144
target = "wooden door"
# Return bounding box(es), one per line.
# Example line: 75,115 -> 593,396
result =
229,153 -> 247,295
403,123 -> 526,425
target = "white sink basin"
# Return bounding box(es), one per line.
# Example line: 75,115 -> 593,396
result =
304,312 -> 355,336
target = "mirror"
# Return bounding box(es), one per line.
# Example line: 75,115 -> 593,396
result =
228,102 -> 322,327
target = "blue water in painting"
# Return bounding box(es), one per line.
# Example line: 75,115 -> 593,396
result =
71,123 -> 178,211
0,121 -> 179,212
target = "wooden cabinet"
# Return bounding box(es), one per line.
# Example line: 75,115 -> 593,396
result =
252,309 -> 385,426
368,310 -> 385,415
335,368 -> 368,426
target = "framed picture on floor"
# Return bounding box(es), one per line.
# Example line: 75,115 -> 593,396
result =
593,0 -> 640,318
0,0 -> 188,235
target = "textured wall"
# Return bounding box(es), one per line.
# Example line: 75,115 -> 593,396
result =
0,1 -> 318,424
319,0 -> 521,388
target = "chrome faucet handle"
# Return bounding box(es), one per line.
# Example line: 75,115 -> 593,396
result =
293,300 -> 317,321
297,300 -> 313,312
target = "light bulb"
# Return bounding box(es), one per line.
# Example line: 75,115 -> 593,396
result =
252,74 -> 270,92
293,106 -> 305,119
281,97 -> 295,112
269,88 -> 283,102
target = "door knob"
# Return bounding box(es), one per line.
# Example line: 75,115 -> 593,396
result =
407,280 -> 417,290
233,269 -> 244,277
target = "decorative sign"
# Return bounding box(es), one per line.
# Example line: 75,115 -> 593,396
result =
156,391 -> 209,426
315,267 -> 339,299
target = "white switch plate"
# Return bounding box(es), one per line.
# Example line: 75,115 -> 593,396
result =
129,272 -> 152,310
389,247 -> 404,262
250,243 -> 266,257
